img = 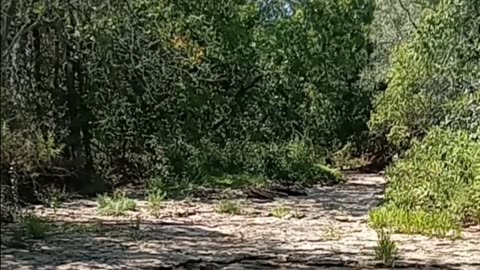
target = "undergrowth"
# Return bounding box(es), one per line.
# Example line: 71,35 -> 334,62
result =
203,174 -> 269,189
369,129 -> 479,237
144,141 -> 344,200
64,221 -> 107,234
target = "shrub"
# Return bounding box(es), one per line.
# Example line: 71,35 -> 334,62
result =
147,177 -> 169,195
330,142 -> 369,170
384,128 -> 479,225
215,200 -> 243,215
97,191 -> 137,216
1,123 -> 64,222
369,1 -> 480,149
36,184 -> 69,209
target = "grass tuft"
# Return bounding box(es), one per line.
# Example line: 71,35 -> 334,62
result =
147,189 -> 166,218
21,214 -> 52,239
215,200 -> 243,215
374,229 -> 397,267
271,206 -> 290,219
97,191 -> 136,216
369,206 -> 461,238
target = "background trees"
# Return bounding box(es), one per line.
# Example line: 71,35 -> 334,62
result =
1,0 -> 478,225
368,0 -> 480,229
1,0 -> 374,209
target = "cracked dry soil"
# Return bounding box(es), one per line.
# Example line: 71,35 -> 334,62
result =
1,172 -> 479,270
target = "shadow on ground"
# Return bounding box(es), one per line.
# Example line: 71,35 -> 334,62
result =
2,218 -> 476,270
2,173 -> 478,270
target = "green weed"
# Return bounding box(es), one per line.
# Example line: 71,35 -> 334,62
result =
97,191 -> 136,216
384,129 -> 479,226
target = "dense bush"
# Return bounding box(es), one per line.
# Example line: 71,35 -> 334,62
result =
369,0 -> 480,150
379,128 -> 479,226
367,0 -> 480,236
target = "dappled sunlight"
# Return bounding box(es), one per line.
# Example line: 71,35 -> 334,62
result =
2,173 -> 479,269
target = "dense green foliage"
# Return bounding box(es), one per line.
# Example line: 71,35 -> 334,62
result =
1,0 -> 374,211
1,0 -> 479,236
368,0 -> 480,234
386,129 -> 479,224
371,129 -> 479,233
370,0 -> 479,148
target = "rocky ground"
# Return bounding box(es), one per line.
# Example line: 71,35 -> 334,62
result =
1,172 -> 479,270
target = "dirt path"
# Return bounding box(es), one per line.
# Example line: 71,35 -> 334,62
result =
1,172 -> 479,270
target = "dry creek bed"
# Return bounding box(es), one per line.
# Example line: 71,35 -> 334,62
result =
1,172 -> 479,270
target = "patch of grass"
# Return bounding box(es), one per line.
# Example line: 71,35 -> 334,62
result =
147,189 -> 166,218
271,206 -> 290,219
215,200 -> 243,215
374,230 -> 397,267
21,214 -> 52,239
97,191 -> 136,216
369,206 -> 461,238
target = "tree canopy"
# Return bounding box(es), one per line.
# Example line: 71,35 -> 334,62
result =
1,0 -> 478,226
